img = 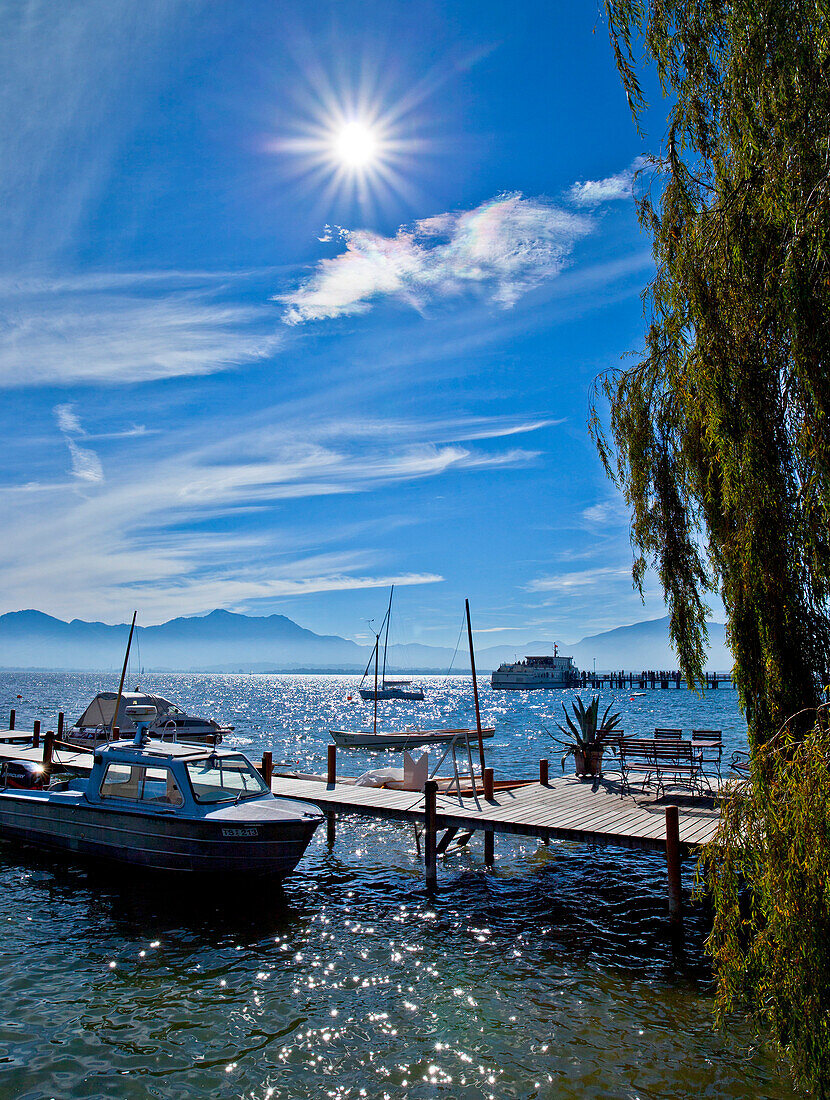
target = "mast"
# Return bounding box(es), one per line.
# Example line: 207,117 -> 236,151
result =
373,633 -> 379,736
465,599 -> 485,771
111,610 -> 137,740
381,585 -> 394,686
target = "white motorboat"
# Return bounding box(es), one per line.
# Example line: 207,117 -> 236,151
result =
491,648 -> 580,689
0,707 -> 321,876
66,691 -> 232,747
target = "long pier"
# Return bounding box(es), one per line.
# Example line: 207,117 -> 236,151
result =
0,715 -> 722,927
580,670 -> 734,689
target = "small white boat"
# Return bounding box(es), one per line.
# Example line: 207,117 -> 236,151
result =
359,680 -> 424,702
66,691 -> 232,748
357,587 -> 425,701
330,726 -> 495,749
334,598 -> 493,757
0,707 -> 321,876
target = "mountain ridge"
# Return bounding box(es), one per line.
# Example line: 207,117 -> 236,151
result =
0,609 -> 733,673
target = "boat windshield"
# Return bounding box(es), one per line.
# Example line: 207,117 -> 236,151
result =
185,754 -> 268,803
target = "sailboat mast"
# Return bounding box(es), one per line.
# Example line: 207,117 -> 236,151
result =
111,610 -> 137,739
381,585 -> 393,686
373,633 -> 379,736
465,599 -> 485,771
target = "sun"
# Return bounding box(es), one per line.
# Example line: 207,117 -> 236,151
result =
270,77 -> 426,213
332,121 -> 379,170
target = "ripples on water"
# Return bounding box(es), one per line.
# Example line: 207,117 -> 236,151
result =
0,672 -> 795,1098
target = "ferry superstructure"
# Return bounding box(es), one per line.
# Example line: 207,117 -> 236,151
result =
490,649 -> 579,690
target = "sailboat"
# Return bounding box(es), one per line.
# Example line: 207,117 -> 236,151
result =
358,587 -> 424,701
330,599 -> 495,751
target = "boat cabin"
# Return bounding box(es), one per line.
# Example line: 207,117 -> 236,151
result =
84,741 -> 271,814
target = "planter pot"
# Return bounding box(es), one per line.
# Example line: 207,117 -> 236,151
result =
574,748 -> 603,778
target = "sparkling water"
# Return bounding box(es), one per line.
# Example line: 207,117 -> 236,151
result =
0,672 -> 794,1099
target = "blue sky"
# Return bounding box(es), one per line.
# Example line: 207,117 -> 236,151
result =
0,0 -> 695,649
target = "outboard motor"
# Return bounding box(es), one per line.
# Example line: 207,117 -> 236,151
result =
125,704 -> 157,748
1,761 -> 46,790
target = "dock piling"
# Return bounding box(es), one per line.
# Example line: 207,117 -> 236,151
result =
9,710 -> 14,731
483,767 -> 494,800
43,731 -> 54,766
57,712 -> 64,741
326,812 -> 336,848
261,751 -> 273,787
327,744 -> 336,787
424,779 -> 437,888
539,758 -> 549,786
32,720 -> 40,749
665,805 -> 683,927
483,829 -> 494,867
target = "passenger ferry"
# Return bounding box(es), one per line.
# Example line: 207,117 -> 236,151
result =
490,647 -> 580,690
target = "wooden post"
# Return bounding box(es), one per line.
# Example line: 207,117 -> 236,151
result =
665,805 -> 683,927
372,633 -> 379,736
327,744 -> 336,786
9,709 -> 14,730
483,767 -> 494,800
32,720 -> 40,749
261,751 -> 273,788
539,758 -> 549,786
57,712 -> 64,741
112,727 -> 119,739
484,829 -> 494,867
424,779 -> 437,888
326,812 -> 336,847
43,731 -> 54,766
465,599 -> 486,772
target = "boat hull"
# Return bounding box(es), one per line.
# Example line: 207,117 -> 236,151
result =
330,727 -> 495,749
65,727 -> 221,749
0,791 -> 321,877
358,688 -> 425,701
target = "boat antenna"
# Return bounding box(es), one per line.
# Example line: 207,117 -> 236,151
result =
111,610 -> 137,740
381,585 -> 394,687
465,599 -> 485,772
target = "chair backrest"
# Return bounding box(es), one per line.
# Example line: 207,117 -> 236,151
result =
655,728 -> 682,739
691,729 -> 722,742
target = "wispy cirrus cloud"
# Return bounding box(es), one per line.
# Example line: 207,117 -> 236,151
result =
0,411 -> 549,622
54,403 -> 103,484
0,276 -> 282,387
278,193 -> 591,325
526,566 -> 632,593
568,157 -> 648,207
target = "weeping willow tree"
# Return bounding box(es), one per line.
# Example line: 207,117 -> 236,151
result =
592,0 -> 830,746
596,4 -> 830,1088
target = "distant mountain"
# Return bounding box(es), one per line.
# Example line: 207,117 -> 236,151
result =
567,617 -> 732,673
0,608 -> 366,671
0,609 -> 732,673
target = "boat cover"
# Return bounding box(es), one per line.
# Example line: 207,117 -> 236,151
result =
73,692 -> 174,732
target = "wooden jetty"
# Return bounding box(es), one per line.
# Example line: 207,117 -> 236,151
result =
580,670 -> 734,690
0,714 -> 722,927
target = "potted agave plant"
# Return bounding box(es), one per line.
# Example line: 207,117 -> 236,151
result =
555,695 -> 622,778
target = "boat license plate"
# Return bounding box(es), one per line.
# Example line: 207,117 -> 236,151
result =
221,827 -> 259,837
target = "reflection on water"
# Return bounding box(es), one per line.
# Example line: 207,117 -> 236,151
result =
0,673 -> 794,1099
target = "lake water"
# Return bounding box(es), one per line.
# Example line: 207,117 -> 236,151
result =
0,672 -> 795,1099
